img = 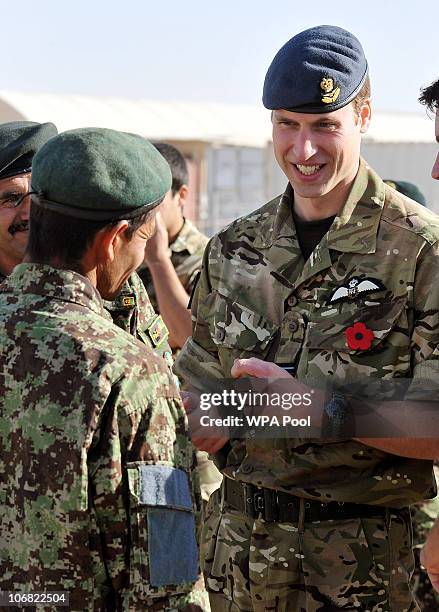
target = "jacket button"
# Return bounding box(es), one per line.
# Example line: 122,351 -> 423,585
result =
216,327 -> 225,341
287,295 -> 298,307
288,320 -> 298,333
240,464 -> 254,474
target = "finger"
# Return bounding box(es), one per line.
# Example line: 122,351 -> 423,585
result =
231,357 -> 264,378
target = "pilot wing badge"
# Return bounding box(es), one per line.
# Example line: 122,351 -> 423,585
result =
328,277 -> 385,304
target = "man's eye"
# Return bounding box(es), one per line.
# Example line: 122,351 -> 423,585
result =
318,122 -> 335,129
0,194 -> 23,208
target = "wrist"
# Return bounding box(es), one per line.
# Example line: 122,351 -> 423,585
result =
145,253 -> 172,267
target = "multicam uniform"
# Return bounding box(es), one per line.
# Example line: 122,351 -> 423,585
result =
0,265 -> 209,611
176,159 -> 439,611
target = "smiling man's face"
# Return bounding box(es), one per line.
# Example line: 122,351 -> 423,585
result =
0,172 -> 31,276
272,102 -> 371,214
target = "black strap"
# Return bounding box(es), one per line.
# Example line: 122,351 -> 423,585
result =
223,477 -> 393,523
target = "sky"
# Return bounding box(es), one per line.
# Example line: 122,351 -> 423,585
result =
2,0 -> 438,114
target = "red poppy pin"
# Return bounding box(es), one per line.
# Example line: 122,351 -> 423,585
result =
345,322 -> 374,351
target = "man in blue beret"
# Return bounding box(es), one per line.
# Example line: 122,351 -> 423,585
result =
0,128 -> 209,611
176,25 -> 439,610
0,121 -> 57,283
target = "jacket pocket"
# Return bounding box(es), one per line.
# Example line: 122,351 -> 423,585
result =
126,463 -> 199,597
307,297 -> 408,354
203,290 -> 278,352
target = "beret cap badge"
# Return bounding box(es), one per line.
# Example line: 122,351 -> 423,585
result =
320,77 -> 340,104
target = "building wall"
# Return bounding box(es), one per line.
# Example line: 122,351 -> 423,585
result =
204,145 -> 268,236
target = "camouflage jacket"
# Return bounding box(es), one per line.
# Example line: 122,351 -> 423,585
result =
138,218 -> 209,313
0,265 -> 204,611
103,271 -> 174,370
176,159 -> 439,508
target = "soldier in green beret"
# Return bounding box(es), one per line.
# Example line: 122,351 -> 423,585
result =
0,128 -> 209,611
0,121 -> 57,282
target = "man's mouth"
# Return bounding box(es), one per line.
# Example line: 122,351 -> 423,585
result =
8,221 -> 29,236
295,164 -> 324,176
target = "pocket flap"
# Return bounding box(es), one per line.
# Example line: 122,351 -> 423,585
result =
203,291 -> 278,351
138,465 -> 193,511
307,297 -> 407,353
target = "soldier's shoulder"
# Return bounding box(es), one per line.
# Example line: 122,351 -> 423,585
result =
89,313 -> 170,374
175,219 -> 209,255
214,194 -> 282,243
381,185 -> 439,246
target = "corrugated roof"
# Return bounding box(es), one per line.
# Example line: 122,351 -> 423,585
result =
0,91 -> 435,146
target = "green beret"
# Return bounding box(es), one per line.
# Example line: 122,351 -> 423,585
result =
384,180 -> 426,207
31,128 -> 172,221
0,121 -> 58,180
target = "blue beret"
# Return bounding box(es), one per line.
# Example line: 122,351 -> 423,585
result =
263,25 -> 368,113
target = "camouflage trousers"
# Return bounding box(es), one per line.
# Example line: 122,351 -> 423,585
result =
201,490 -> 418,611
411,493 -> 439,612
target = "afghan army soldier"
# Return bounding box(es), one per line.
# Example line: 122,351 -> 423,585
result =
139,142 -> 209,351
0,123 -> 175,389
0,128 -> 209,611
0,121 -> 57,283
176,25 -> 439,610
138,142 -> 222,504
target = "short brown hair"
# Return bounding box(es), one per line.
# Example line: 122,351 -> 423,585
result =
419,78 -> 439,113
352,75 -> 371,115
27,202 -> 154,269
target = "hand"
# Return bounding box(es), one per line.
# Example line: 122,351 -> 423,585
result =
143,212 -> 169,264
421,520 -> 439,592
231,357 -> 292,379
231,357 -> 323,429
181,391 -> 229,454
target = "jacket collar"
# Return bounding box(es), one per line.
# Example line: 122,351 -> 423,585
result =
254,158 -> 385,256
1,263 -> 104,316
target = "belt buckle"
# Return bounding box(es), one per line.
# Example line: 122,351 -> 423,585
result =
253,490 -> 265,515
244,484 -> 265,519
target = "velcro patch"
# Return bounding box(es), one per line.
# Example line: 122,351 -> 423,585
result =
147,314 -> 169,348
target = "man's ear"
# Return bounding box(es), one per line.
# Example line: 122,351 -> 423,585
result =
94,220 -> 129,263
177,184 -> 189,210
359,99 -> 372,134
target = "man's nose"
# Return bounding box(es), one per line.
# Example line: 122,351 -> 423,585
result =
432,152 -> 439,181
293,131 -> 317,160
16,193 -> 31,219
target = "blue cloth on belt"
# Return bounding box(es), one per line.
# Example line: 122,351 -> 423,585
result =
139,464 -> 193,510
139,465 -> 198,586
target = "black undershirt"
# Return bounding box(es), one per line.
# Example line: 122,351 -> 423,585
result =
292,209 -> 336,261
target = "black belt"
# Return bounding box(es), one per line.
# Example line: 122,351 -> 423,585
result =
223,477 -> 394,523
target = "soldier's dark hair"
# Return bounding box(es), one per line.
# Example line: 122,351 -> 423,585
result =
419,78 -> 439,113
153,143 -> 188,195
27,203 -> 154,269
352,75 -> 371,116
